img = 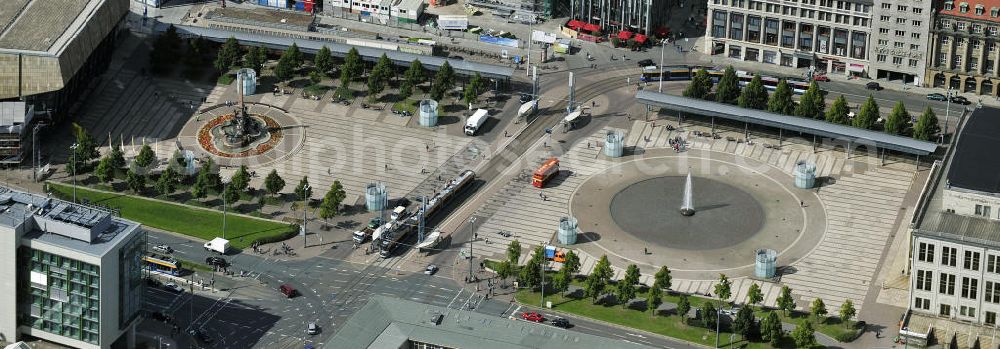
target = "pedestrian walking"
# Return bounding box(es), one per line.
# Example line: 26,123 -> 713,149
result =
800,200 -> 804,207
385,164 -> 388,171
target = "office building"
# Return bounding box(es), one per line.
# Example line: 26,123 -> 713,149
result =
0,188 -> 144,349
868,0 -> 933,85
910,108 -> 1000,327
566,0 -> 669,35
926,0 -> 1000,96
705,0 -> 873,76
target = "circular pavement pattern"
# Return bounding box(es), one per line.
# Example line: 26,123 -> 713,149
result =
609,176 -> 765,250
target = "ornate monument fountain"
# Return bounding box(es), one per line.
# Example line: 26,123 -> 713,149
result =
680,173 -> 695,216
220,78 -> 266,148
195,73 -> 286,159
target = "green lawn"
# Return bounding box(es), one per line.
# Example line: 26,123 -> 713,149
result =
391,98 -> 419,114
48,182 -> 296,250
177,258 -> 213,273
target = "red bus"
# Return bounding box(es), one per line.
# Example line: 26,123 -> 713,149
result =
532,158 -> 560,188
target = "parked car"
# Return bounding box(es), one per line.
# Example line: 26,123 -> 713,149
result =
188,329 -> 213,344
424,264 -> 439,275
521,312 -> 544,322
637,59 -> 654,67
811,74 -> 829,82
722,306 -> 741,316
205,256 -> 228,267
164,282 -> 184,293
951,95 -> 971,105
307,322 -> 319,335
151,244 -> 173,254
550,317 -> 570,328
519,93 -> 533,103
926,93 -> 948,101
280,284 -> 297,298
865,82 -> 881,90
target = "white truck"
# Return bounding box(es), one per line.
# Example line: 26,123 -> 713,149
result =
437,15 -> 469,30
465,109 -> 489,136
353,227 -> 375,244
390,206 -> 408,221
203,237 -> 230,255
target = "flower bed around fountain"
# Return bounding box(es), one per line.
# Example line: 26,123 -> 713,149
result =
198,113 -> 284,158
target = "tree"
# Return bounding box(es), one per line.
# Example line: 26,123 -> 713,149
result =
913,106 -> 940,141
853,95 -> 880,129
110,143 -> 126,173
551,269 -> 571,295
126,169 -> 145,193
495,260 -> 513,287
507,240 -> 522,266
319,181 -> 346,222
884,100 -> 909,135
244,46 -> 268,74
334,80 -> 352,99
733,306 -> 757,340
95,156 -> 114,183
231,165 -> 251,192
519,254 -> 542,288
214,36 -> 243,72
463,72 -> 484,106
616,278 -> 636,308
746,283 -> 764,308
264,170 -> 285,197
682,69 -> 713,99
585,255 -> 613,304
839,299 -> 857,327
562,250 -> 580,275
274,54 -> 294,81
222,182 -> 240,204
654,265 -> 672,291
199,157 -> 222,191
791,320 -> 817,348
761,311 -> 783,346
135,144 -> 156,169
149,25 -> 181,73
810,298 -> 828,321
342,47 -> 363,83
294,177 -> 313,202
155,167 -> 177,196
795,81 -> 825,119
700,302 -> 718,329
776,285 -> 796,315
646,285 -> 663,315
367,53 -> 393,99
430,61 -> 455,101
624,264 -> 641,287
309,70 -> 323,84
714,273 -> 732,304
825,95 -> 851,124
73,123 -> 98,162
400,59 -> 426,99
715,66 -> 740,104
287,42 -> 303,69
738,74 -> 769,110
314,45 -> 334,75
676,294 -> 691,321
192,170 -> 210,199
767,79 -> 795,115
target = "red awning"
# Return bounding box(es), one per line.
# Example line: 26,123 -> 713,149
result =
617,31 -> 633,40
566,19 -> 585,30
654,26 -> 669,37
634,34 -> 647,43
582,23 -> 601,33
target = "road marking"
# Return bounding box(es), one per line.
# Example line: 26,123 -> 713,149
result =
446,288 -> 464,309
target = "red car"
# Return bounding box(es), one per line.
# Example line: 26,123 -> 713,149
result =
521,312 -> 544,322
812,74 -> 830,82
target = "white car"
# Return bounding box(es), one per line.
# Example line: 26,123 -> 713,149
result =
164,282 -> 184,293
151,244 -> 173,254
307,322 -> 319,335
424,264 -> 439,275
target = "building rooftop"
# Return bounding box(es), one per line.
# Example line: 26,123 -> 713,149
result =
938,0 -> 1000,21
917,211 -> 1000,248
947,107 -> 1000,194
325,296 -> 654,349
0,187 -> 139,257
393,0 -> 424,10
0,0 -> 97,53
205,6 -> 314,32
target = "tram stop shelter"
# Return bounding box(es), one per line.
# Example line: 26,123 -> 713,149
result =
635,90 -> 939,165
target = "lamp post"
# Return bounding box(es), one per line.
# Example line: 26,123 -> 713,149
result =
658,39 -> 666,92
715,306 -> 722,348
32,123 -> 46,182
69,143 -> 79,203
222,181 -> 228,240
467,217 -> 477,282
302,184 -> 310,247
539,249 -> 545,308
942,88 -> 952,144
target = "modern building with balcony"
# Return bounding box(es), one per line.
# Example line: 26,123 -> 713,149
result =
868,0 -> 934,85
0,187 -> 144,349
926,0 -> 1000,96
704,0 -> 873,76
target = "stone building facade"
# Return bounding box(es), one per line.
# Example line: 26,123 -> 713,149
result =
926,0 -> 1000,96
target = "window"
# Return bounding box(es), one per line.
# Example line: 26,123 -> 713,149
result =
895,30 -> 906,37
977,6 -> 985,15
989,26 -> 998,36
914,8 -> 924,14
913,20 -> 922,27
910,59 -> 918,67
965,251 -> 981,270
915,297 -> 931,310
882,3 -> 891,9
959,22 -> 967,31
880,28 -> 889,34
988,254 -> 1000,273
962,277 -> 979,299
942,36 -> 950,44
880,15 -> 890,22
974,24 -> 983,34
894,42 -> 905,48
961,305 -> 977,317
986,281 -> 1000,303
976,204 -> 992,217
988,312 -> 997,325
897,18 -> 907,24
878,39 -> 888,46
940,273 -> 956,295
974,40 -> 982,49
943,247 -> 958,267
898,5 -> 908,12
893,56 -> 903,64
877,54 -> 887,62
911,44 -> 921,51
912,33 -> 921,39
916,270 -> 934,290
993,8 -> 1000,17
962,3 -> 970,13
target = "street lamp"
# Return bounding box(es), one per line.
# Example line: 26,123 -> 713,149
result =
69,143 -> 79,203
467,217 -> 477,282
539,247 -> 546,308
658,39 -> 666,93
301,184 -> 310,247
715,306 -> 722,348
222,181 -> 228,240
32,123 -> 46,182
942,88 -> 953,144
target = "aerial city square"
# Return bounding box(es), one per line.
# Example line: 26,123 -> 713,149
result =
0,0 -> 996,348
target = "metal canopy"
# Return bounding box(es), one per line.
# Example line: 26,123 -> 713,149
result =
636,90 -> 938,156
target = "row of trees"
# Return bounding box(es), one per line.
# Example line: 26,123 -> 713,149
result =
683,66 -> 941,141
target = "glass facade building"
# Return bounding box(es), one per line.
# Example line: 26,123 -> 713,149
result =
21,249 -> 102,345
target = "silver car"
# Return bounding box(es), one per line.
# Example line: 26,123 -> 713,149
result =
307,322 -> 318,335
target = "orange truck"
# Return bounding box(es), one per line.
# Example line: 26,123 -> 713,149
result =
532,158 -> 560,188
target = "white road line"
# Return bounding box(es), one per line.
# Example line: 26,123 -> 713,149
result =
446,288 -> 464,309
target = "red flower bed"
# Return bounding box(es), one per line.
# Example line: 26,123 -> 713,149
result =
197,113 -> 284,158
